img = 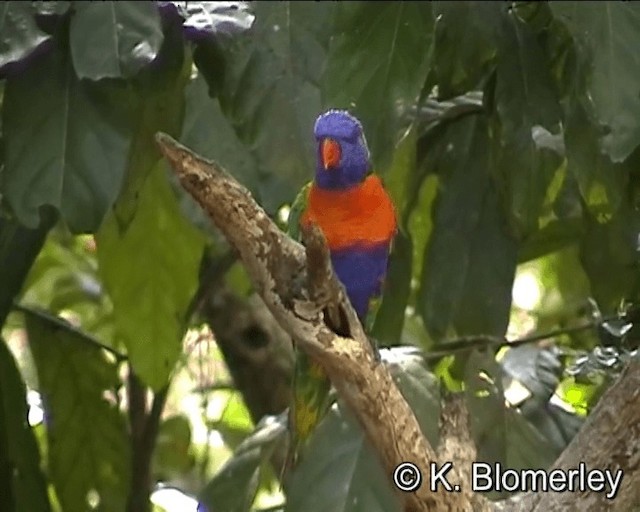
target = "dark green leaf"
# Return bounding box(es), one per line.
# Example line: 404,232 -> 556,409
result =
198,414 -> 285,512
551,2 -> 640,162
0,2 -> 51,75
286,347 -> 439,512
0,211 -> 55,328
323,2 -> 433,169
97,165 -> 205,390
564,103 -> 627,220
69,1 -> 163,80
2,48 -> 132,232
25,309 -> 130,512
417,115 -> 517,339
371,231 -> 412,345
580,206 -> 640,311
153,415 -> 193,479
0,338 -> 51,512
465,350 -> 560,499
196,1 -> 334,212
432,1 -> 504,98
176,75 -> 259,234
494,12 -> 562,237
178,1 -> 255,39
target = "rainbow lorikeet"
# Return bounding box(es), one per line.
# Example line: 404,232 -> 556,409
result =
286,110 -> 397,467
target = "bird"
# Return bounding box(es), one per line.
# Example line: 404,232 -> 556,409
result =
285,109 -> 397,471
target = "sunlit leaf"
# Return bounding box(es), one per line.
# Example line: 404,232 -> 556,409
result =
97,165 -> 205,390
25,310 -> 130,512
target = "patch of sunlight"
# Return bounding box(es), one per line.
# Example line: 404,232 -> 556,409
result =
151,487 -> 198,512
512,270 -> 541,311
27,390 -> 44,426
278,204 -> 291,225
503,379 -> 531,407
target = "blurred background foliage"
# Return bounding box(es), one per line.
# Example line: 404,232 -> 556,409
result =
1,2 -> 640,511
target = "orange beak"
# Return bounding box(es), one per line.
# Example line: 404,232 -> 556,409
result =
321,138 -> 341,170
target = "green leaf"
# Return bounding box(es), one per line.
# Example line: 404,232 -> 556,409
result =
176,75 -> 259,234
493,12 -> 563,237
0,211 -> 55,328
285,348 -> 439,512
0,2 -> 50,74
2,47 -> 132,232
69,1 -> 163,80
97,164 -> 205,390
417,116 -> 517,339
195,1 -> 334,213
198,414 -> 285,512
432,1 -> 503,98
0,338 -> 51,512
580,206 -> 640,311
111,21 -> 190,227
153,415 -> 193,480
550,2 -> 640,162
323,2 -> 433,169
371,231 -> 412,345
25,309 -> 130,512
564,103 -> 627,220
465,350 -> 561,499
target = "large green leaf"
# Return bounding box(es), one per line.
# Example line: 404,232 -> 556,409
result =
285,348 -> 439,512
564,103 -> 627,220
198,414 -> 284,512
0,338 -> 51,512
580,206 -> 640,311
432,1 -> 504,99
493,12 -> 563,237
69,1 -> 163,80
111,20 -> 190,227
465,350 -> 562,500
2,47 -> 132,232
194,1 -> 334,212
323,2 -> 433,169
417,116 -> 517,340
97,165 -> 205,390
550,2 -> 640,162
0,2 -> 50,74
25,309 -> 130,512
371,231 -> 412,345
0,211 -> 55,328
176,74 -> 259,234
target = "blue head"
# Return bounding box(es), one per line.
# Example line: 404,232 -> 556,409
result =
313,110 -> 371,190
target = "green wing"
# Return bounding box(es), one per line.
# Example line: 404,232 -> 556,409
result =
285,182 -> 334,470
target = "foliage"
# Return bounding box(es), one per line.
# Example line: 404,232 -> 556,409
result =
1,1 -> 640,511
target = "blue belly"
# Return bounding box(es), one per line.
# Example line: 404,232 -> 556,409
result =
330,242 -> 391,320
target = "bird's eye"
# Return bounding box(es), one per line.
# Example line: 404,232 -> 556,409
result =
321,138 -> 341,170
